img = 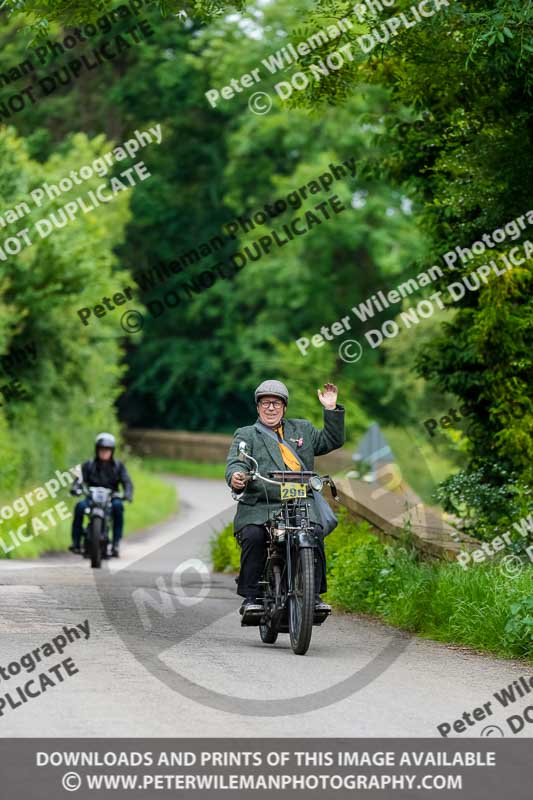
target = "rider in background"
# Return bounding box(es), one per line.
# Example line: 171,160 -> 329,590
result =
69,433 -> 133,557
225,380 -> 345,616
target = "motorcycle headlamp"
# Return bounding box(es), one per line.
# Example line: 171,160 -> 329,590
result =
89,486 -> 112,504
309,475 -> 323,492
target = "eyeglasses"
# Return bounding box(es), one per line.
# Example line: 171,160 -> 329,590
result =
259,400 -> 283,409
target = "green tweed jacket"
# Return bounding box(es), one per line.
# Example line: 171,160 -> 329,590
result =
225,406 -> 345,532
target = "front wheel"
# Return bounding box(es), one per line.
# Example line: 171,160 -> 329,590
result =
289,547 -> 315,655
89,516 -> 103,569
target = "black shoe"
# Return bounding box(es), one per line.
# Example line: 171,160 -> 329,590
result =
239,597 -> 263,615
111,546 -> 120,558
315,595 -> 331,612
68,545 -> 81,554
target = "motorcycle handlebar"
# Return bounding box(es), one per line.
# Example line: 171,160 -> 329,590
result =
234,450 -> 337,497
73,484 -> 126,500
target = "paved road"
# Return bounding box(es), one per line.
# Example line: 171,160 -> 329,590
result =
0,476 -> 530,738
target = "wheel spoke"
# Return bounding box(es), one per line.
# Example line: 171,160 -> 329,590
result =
288,547 -> 315,655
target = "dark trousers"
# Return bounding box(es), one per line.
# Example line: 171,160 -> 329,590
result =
72,498 -> 124,548
235,523 -> 327,599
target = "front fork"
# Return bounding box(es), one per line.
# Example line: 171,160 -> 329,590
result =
286,530 -> 316,599
265,530 -> 316,608
273,564 -> 281,601
263,540 -> 285,616
85,507 -> 110,540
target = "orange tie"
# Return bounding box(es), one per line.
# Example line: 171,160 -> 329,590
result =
275,425 -> 301,471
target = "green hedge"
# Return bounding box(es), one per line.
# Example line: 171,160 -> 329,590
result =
211,523 -> 240,573
210,508 -> 533,659
326,517 -> 533,658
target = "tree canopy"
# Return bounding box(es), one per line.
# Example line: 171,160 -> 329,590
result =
0,0 -> 531,530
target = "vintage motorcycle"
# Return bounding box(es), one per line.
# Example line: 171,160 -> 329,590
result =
234,441 -> 337,655
79,485 -> 123,569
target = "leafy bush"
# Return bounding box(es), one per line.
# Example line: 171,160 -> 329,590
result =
327,538 -> 399,614
0,127 -> 131,496
435,460 -> 533,543
504,597 -> 533,656
324,507 -> 375,559
327,531 -> 533,658
210,524 -> 240,572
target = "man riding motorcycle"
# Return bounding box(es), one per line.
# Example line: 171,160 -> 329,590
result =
225,380 -> 345,616
69,433 -> 133,558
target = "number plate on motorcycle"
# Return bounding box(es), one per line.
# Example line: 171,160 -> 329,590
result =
280,482 -> 307,499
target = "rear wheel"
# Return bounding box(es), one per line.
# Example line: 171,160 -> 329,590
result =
90,517 -> 103,569
259,561 -> 280,645
289,547 -> 315,655
259,621 -> 278,644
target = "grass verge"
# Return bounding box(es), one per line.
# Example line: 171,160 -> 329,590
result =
0,459 -> 178,559
143,458 -> 225,480
210,508 -> 533,659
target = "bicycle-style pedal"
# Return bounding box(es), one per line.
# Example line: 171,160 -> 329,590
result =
313,608 -> 331,625
240,609 -> 264,627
